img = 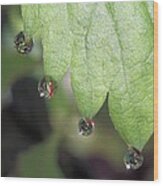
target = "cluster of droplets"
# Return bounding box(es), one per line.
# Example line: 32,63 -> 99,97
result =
14,31 -> 93,136
78,118 -> 95,136
14,31 -> 33,54
14,31 -> 144,171
123,147 -> 144,170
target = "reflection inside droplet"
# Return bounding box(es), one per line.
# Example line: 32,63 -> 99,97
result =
123,147 -> 144,170
78,118 -> 95,136
38,76 -> 57,99
14,31 -> 33,54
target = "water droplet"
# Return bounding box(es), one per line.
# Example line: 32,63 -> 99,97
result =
38,76 -> 57,99
78,118 -> 95,136
14,31 -> 33,54
123,147 -> 144,170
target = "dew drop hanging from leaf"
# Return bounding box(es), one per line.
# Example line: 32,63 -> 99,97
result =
14,31 -> 33,54
123,147 -> 144,170
78,118 -> 95,136
38,75 -> 57,99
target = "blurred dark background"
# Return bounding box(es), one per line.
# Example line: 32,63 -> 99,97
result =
1,5 -> 154,180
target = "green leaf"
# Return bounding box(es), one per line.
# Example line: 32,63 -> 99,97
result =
22,4 -> 72,81
68,3 -> 109,118
21,5 -> 40,37
21,2 -> 154,150
105,2 -> 154,150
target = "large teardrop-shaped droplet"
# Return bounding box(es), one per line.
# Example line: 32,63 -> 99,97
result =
78,118 -> 95,136
14,31 -> 33,54
38,76 -> 57,99
123,147 -> 144,170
